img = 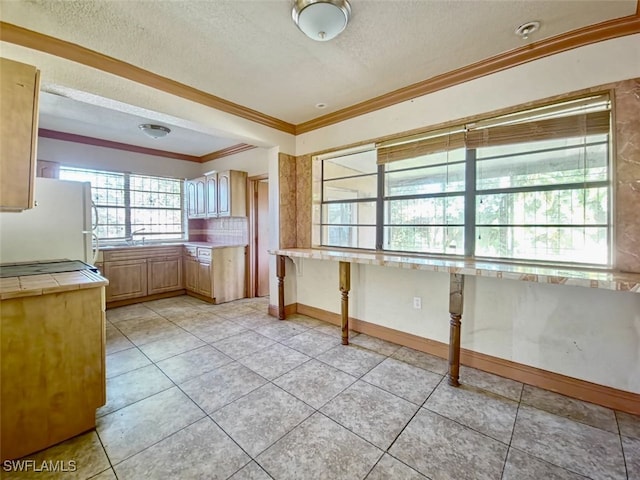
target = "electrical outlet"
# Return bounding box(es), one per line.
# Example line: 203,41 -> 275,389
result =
413,296 -> 422,309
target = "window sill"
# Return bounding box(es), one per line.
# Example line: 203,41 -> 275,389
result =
271,247 -> 640,294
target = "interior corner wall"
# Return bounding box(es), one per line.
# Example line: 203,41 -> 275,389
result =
267,147 -> 297,307
289,34 -> 640,394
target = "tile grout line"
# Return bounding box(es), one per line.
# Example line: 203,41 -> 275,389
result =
614,411 -> 630,480
498,382 -> 523,480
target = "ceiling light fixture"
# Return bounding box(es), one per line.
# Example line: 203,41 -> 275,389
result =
292,0 -> 351,42
139,124 -> 171,139
515,21 -> 541,40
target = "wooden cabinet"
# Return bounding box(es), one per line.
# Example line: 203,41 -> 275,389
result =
148,256 -> 183,295
217,170 -> 247,217
1,286 -> 106,461
184,257 -> 198,291
186,176 -> 206,219
205,174 -> 218,217
103,246 -> 184,304
1,58 -> 40,211
197,260 -> 213,297
103,260 -> 148,302
183,245 -> 246,303
187,170 -> 247,219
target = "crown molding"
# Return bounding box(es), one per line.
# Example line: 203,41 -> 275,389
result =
295,12 -> 640,134
38,128 -> 202,162
1,22 -> 296,135
39,128 -> 257,163
200,144 -> 257,163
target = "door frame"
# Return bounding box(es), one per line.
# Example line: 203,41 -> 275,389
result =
246,173 -> 269,298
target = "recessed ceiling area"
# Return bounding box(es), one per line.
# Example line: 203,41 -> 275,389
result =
38,91 -> 239,157
1,0 -> 636,125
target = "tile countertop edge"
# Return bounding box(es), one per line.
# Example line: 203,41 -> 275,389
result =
270,248 -> 640,294
0,271 -> 109,300
100,242 -> 248,251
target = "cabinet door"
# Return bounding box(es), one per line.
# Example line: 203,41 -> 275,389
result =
186,181 -> 197,218
196,261 -> 213,297
184,258 -> 198,292
195,178 -> 206,217
1,58 -> 40,211
104,260 -> 147,302
147,257 -> 183,295
205,174 -> 218,217
217,172 -> 230,216
186,177 -> 206,219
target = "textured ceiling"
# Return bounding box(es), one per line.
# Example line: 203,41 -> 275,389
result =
1,0 -> 636,152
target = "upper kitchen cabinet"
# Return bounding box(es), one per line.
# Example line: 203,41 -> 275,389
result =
0,58 -> 40,211
185,176 -> 206,219
217,170 -> 247,217
205,173 -> 218,217
186,170 -> 247,219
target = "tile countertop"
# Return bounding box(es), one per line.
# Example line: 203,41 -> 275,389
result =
272,248 -> 640,294
0,270 -> 109,300
99,242 -> 248,250
183,242 -> 248,249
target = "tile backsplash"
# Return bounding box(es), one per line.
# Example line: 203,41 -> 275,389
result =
188,217 -> 248,244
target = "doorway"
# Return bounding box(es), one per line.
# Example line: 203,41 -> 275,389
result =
247,174 -> 269,297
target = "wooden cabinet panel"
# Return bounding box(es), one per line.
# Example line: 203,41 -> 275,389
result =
186,181 -> 197,218
206,174 -> 218,217
185,176 -> 206,219
217,170 -> 247,217
212,247 -> 246,303
104,260 -> 147,301
217,172 -> 230,216
148,257 -> 183,294
197,261 -> 213,297
1,287 -> 105,461
184,257 -> 198,292
1,58 -> 40,211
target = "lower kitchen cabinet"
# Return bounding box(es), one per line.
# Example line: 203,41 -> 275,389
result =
147,256 -> 183,295
103,246 -> 184,305
184,246 -> 245,303
103,259 -> 147,302
1,285 -> 106,461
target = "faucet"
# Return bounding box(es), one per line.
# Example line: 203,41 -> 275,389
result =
126,228 -> 146,245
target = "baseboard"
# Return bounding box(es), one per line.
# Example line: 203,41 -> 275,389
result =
106,290 -> 186,309
295,303 -> 640,415
268,303 -> 298,318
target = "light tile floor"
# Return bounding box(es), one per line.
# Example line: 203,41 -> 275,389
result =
4,295 -> 639,480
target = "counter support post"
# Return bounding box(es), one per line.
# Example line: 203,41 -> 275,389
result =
276,255 -> 286,320
339,262 -> 351,345
448,273 -> 465,387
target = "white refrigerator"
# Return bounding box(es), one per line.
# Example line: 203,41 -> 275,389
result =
0,178 -> 95,264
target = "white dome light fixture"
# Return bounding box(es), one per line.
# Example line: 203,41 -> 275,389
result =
139,124 -> 171,139
515,21 -> 541,41
292,0 -> 351,42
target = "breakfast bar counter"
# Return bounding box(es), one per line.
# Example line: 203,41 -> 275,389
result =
272,248 -> 640,388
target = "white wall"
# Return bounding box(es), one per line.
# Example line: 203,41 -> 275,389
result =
38,137 -> 202,179
287,34 -> 640,394
294,259 -> 640,393
296,34 -> 640,155
201,147 -> 270,177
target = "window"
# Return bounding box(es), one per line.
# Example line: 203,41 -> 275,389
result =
59,167 -> 185,242
319,94 -> 612,266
